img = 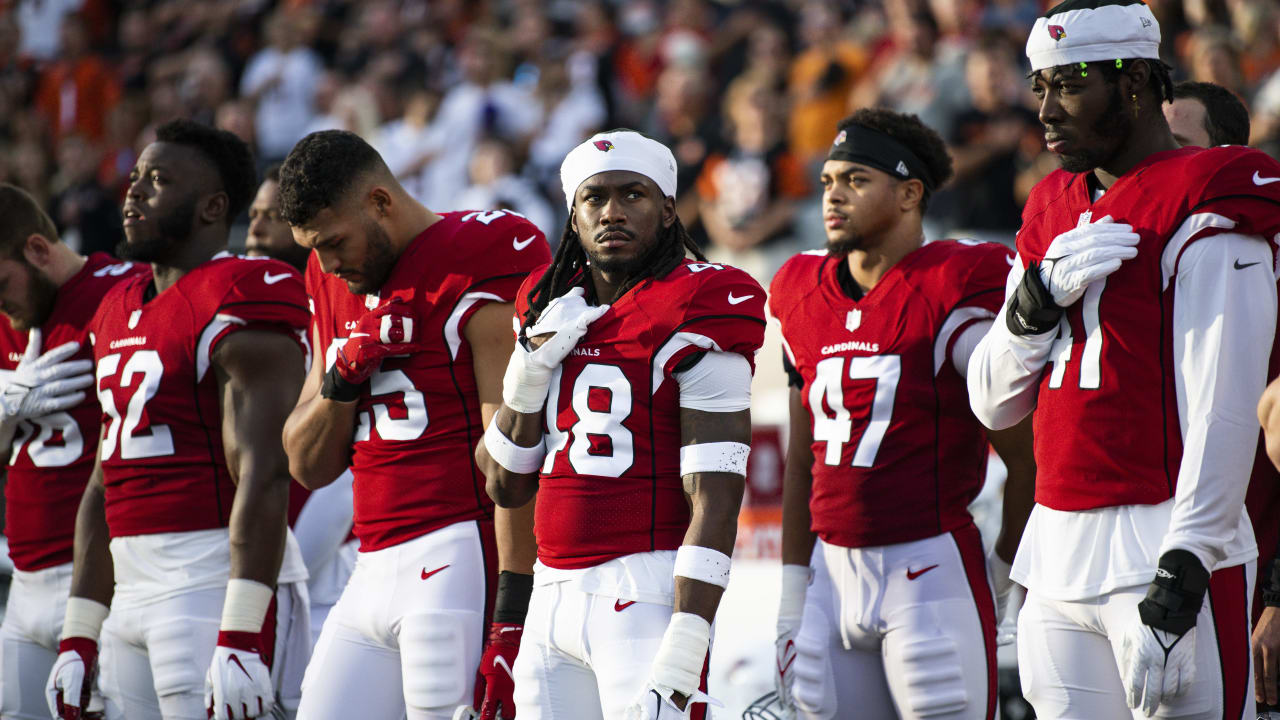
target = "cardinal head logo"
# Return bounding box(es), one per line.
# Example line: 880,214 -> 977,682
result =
594,140 -> 614,152
1048,24 -> 1066,41
846,309 -> 862,332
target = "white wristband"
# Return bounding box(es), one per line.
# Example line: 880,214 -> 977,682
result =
674,544 -> 731,589
679,442 -> 749,477
501,346 -> 552,415
483,421 -> 546,474
220,578 -> 274,633
61,596 -> 110,641
651,612 -> 711,697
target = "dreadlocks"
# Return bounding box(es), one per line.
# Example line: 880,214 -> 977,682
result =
520,215 -> 705,336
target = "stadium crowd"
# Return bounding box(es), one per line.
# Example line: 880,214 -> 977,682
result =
1,0 -> 1279,283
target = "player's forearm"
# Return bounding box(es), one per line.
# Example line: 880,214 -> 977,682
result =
283,395 -> 357,489
780,456 -> 816,567
494,500 -> 537,574
967,316 -> 1055,430
228,470 -> 289,585
988,416 -> 1036,563
1261,376 -> 1280,471
675,473 -> 743,623
69,473 -> 114,606
479,404 -> 544,508
1163,235 -> 1276,567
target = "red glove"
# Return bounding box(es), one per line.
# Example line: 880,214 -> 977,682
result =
473,622 -> 522,719
323,300 -> 422,401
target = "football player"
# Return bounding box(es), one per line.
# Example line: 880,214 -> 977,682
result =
968,1 -> 1280,717
246,164 -> 309,271
766,109 -> 1036,720
278,129 -> 550,720
46,120 -> 313,720
0,184 -> 141,720
478,130 -> 767,719
245,164 -> 357,649
1162,81 -> 1250,149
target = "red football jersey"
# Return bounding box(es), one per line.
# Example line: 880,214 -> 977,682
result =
307,210 -> 549,552
90,253 -> 309,538
514,259 -> 767,569
0,254 -> 141,570
769,241 -> 1011,549
1017,146 -> 1280,511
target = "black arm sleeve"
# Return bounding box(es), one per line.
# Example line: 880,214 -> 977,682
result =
782,350 -> 803,389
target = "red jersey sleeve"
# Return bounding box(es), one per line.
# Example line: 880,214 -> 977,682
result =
511,264 -> 551,339
1187,147 -> 1280,242
659,263 -> 767,378
203,259 -> 310,373
957,241 -> 1015,314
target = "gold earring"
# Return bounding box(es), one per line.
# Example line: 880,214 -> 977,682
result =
1131,93 -> 1140,116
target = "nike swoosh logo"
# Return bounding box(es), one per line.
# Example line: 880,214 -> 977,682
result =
349,332 -> 370,339
263,271 -> 291,285
228,653 -> 252,679
493,655 -> 514,679
421,564 -> 450,580
1235,259 -> 1261,270
727,293 -> 754,305
1006,254 -> 1016,266
906,564 -> 939,580
1254,171 -> 1280,186
777,638 -> 797,675
513,235 -> 536,250
614,599 -> 637,611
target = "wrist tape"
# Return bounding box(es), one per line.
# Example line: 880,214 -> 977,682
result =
220,578 -> 274,633
501,346 -> 552,414
679,442 -> 749,478
651,612 -> 712,697
61,596 -> 110,641
483,421 -> 546,474
674,545 -> 731,589
777,564 -> 811,628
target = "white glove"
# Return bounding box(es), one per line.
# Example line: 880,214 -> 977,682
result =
1039,214 -> 1140,307
46,637 -> 103,720
623,682 -> 691,719
1119,620 -> 1197,716
624,613 -> 720,719
986,551 -> 1021,646
204,642 -> 275,720
502,287 -> 610,413
775,564 -> 810,709
0,329 -> 94,422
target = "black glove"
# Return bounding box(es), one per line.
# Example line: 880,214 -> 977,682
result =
1005,261 -> 1063,336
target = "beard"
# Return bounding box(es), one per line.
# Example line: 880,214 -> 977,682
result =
1057,85 -> 1132,173
583,226 -> 651,276
5,263 -> 59,331
116,197 -> 196,263
344,219 -> 397,295
825,232 -> 864,256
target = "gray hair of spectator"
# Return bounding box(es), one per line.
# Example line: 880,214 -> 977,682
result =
277,130 -> 392,227
154,119 -> 258,221
1172,81 -> 1251,146
0,184 -> 59,258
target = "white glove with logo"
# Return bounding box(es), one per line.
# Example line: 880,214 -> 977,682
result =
204,637 -> 275,720
774,564 -> 810,710
0,329 -> 93,422
503,286 -> 610,413
1039,214 -> 1140,307
46,637 -> 104,720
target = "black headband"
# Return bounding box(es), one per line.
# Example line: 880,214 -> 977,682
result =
826,124 -> 935,191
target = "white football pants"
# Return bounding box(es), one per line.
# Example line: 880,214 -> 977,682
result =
0,562 -> 72,719
792,526 -> 998,720
295,520 -> 492,720
512,579 -> 710,720
100,580 -> 310,720
1017,562 -> 1255,720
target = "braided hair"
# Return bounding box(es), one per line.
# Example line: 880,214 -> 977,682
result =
519,214 -> 705,336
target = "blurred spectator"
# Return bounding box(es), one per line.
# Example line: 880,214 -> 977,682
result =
97,99 -> 147,196
788,1 -> 868,164
527,51 -> 608,196
853,9 -> 969,141
455,138 -> 557,240
613,1 -> 665,123
696,74 -> 808,281
1165,80 -> 1252,146
1188,27 -> 1247,96
420,28 -> 539,208
245,164 -> 309,271
240,8 -> 323,162
16,0 -> 82,62
940,36 -> 1040,239
8,141 -> 52,209
48,132 -> 122,256
34,12 -> 121,146
375,81 -> 440,203
647,63 -> 719,232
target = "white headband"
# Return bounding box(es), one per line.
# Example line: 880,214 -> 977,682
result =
560,131 -> 678,210
1026,2 -> 1161,72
